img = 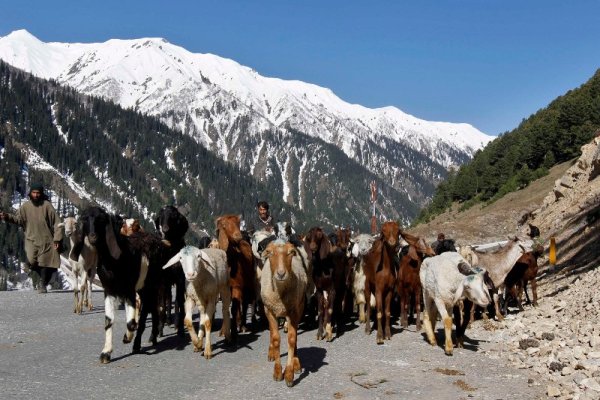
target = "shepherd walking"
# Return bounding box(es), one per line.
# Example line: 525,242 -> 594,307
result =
0,183 -> 63,293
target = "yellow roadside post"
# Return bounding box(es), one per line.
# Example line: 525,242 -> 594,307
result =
549,237 -> 557,265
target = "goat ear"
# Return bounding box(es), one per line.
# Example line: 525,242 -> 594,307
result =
261,244 -> 273,263
57,222 -> 65,228
408,245 -> 418,261
163,253 -> 181,269
105,218 -> 122,260
181,216 -> 189,235
453,280 -> 466,304
288,246 -> 297,257
69,237 -> 84,261
218,228 -> 229,251
319,236 -> 331,260
198,250 -> 215,270
302,239 -> 312,259
457,261 -> 474,276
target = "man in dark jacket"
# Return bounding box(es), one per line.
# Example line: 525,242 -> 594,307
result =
247,200 -> 275,234
0,183 -> 63,293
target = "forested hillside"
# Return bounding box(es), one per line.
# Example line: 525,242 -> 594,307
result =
0,60 -> 309,273
416,68 -> 600,223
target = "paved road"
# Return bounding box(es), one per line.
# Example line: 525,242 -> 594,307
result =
0,290 -> 542,400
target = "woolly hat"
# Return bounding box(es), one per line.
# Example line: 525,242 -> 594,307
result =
30,182 -> 44,192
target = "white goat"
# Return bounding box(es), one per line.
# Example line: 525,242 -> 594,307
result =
458,245 -> 479,266
468,237 -> 530,320
348,233 -> 377,323
420,252 -> 492,356
163,246 -> 231,359
61,216 -> 97,314
260,240 -> 307,387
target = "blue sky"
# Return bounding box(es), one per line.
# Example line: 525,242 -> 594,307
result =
2,1 -> 599,135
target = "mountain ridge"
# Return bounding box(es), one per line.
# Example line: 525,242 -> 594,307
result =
0,30 -> 493,216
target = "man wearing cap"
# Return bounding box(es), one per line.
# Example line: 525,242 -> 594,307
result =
0,183 -> 63,293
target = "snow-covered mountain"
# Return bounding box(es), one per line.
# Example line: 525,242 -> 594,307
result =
0,29 -> 494,222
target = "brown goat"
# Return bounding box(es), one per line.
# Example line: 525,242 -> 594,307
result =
363,221 -> 400,344
304,227 -> 348,341
397,234 -> 436,330
260,242 -> 307,387
216,214 -> 256,340
503,251 -> 539,314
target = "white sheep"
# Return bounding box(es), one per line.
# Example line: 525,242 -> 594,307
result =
61,216 -> 97,314
348,233 -> 377,323
163,246 -> 231,359
260,240 -> 307,387
420,252 -> 492,356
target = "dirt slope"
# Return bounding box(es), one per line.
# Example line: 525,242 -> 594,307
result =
410,162 -> 573,246
410,136 -> 600,398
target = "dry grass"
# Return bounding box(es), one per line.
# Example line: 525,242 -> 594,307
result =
454,379 -> 477,392
434,367 -> 465,376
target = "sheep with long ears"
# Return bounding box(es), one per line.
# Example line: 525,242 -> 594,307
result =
420,251 -> 492,356
164,246 -> 231,359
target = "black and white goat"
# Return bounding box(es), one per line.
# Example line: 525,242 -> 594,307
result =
74,206 -> 168,363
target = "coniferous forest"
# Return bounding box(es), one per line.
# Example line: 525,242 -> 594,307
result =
415,68 -> 600,224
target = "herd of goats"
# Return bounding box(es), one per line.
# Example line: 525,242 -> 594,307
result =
60,205 -> 540,387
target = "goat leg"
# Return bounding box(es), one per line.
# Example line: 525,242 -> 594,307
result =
100,295 -> 116,363
384,290 -> 392,340
375,291 -> 384,344
284,314 -> 300,387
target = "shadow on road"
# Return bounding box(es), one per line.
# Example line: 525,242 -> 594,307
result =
294,346 -> 328,384
418,329 -> 485,354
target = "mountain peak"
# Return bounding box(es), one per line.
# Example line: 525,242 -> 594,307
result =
3,29 -> 40,42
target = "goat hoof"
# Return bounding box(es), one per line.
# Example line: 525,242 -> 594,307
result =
99,353 -> 111,364
273,363 -> 283,381
376,338 -> 384,345
284,366 -> 295,387
132,345 -> 141,354
293,357 -> 301,373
